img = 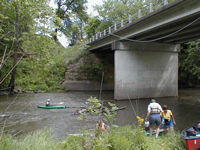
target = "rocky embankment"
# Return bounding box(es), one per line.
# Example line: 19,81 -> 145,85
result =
62,53 -> 114,91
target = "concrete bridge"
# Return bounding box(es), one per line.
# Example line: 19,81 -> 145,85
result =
86,0 -> 200,100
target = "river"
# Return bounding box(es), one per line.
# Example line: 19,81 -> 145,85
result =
0,89 -> 200,139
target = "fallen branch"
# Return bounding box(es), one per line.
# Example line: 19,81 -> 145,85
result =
15,51 -> 37,56
111,106 -> 127,112
0,87 -> 11,91
75,106 -> 127,115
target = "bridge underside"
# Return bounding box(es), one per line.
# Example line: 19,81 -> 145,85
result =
88,0 -> 200,52
87,0 -> 200,100
113,41 -> 179,100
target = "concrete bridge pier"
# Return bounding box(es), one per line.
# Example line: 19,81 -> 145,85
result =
113,41 -> 180,100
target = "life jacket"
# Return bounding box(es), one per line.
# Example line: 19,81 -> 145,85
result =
150,103 -> 161,114
46,101 -> 50,106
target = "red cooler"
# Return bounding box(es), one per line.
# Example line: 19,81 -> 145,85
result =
185,138 -> 200,150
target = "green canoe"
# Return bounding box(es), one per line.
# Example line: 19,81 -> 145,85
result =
37,105 -> 67,109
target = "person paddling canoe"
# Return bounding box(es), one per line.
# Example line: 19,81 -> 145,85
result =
46,99 -> 50,106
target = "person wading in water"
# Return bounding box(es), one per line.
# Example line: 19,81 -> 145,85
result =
161,105 -> 176,135
145,99 -> 163,138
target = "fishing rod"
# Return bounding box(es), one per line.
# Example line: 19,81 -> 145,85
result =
127,94 -> 137,118
98,71 -> 104,100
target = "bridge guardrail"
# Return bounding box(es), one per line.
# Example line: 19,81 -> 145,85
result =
86,0 -> 171,45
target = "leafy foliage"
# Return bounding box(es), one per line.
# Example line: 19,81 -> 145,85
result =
15,35 -> 68,92
54,0 -> 88,45
78,97 -> 118,125
179,40 -> 200,87
84,17 -> 101,38
0,0 -> 88,92
1,33 -> 87,92
84,0 -> 175,38
0,0 -> 54,92
0,127 -> 186,150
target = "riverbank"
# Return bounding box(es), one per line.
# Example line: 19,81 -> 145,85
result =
0,126 -> 186,150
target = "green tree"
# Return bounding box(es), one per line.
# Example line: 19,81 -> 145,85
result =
92,0 -> 145,34
179,40 -> 200,87
84,17 -> 101,39
78,97 -> 118,126
62,13 -> 88,46
16,35 -> 67,92
85,0 -> 175,38
54,0 -> 88,45
0,0 -> 52,93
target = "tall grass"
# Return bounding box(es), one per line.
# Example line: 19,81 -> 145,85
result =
0,126 -> 186,150
0,130 -> 57,150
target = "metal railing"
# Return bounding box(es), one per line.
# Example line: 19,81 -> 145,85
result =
86,0 -> 171,44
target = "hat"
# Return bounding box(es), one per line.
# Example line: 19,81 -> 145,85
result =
151,99 -> 156,103
47,99 -> 50,101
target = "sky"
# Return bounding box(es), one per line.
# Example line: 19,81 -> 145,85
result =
49,0 -> 103,47
87,0 -> 103,16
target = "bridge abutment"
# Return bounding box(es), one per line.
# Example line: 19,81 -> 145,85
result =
113,41 -> 180,100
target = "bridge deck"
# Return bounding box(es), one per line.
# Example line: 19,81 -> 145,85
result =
88,0 -> 200,52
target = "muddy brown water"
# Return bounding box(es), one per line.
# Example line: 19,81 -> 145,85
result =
0,89 -> 200,139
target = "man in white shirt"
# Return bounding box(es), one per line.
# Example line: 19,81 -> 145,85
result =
46,99 -> 50,106
145,99 -> 163,138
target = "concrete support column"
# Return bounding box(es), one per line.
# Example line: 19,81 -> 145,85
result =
113,41 -> 180,100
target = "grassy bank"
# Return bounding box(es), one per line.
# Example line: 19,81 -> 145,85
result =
0,126 -> 186,150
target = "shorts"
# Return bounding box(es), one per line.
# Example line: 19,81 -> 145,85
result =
149,113 -> 161,126
163,119 -> 173,129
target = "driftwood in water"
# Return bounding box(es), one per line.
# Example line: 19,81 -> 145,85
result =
112,106 -> 127,112
75,106 -> 127,115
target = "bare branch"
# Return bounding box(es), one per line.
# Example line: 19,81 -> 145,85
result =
0,45 -> 7,69
0,54 -> 24,85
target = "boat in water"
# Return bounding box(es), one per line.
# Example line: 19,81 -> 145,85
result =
181,121 -> 200,150
37,105 -> 66,109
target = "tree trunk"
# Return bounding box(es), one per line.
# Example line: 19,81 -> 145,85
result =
53,0 -> 62,42
9,52 -> 17,94
9,5 -> 20,95
53,28 -> 58,42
